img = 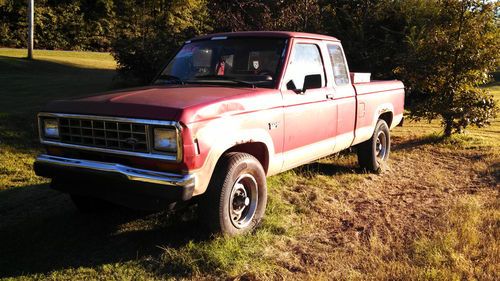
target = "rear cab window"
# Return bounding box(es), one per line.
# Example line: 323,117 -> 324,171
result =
327,44 -> 350,86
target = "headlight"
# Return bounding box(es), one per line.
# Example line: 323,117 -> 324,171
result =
153,128 -> 177,152
43,118 -> 59,138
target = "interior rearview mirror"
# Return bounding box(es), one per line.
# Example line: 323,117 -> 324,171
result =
192,48 -> 212,67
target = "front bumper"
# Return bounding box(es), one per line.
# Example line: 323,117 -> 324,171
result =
34,154 -> 195,202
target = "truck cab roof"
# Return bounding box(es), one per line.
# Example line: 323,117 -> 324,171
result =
189,31 -> 340,42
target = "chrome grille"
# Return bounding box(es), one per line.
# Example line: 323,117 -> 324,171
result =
58,117 -> 149,153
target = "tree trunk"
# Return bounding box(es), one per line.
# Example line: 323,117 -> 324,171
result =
444,118 -> 453,137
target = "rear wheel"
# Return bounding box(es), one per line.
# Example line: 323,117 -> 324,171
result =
198,152 -> 267,236
357,119 -> 391,173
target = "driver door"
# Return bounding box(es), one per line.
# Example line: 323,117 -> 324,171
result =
280,40 -> 338,170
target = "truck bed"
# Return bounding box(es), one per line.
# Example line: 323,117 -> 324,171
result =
351,80 -> 405,146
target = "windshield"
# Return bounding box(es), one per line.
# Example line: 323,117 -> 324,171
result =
155,38 -> 287,88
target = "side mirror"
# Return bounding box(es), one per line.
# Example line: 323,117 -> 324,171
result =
303,74 -> 322,92
286,74 -> 323,94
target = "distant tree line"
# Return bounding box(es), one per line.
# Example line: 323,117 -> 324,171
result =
1,0 -> 114,51
0,0 -> 498,135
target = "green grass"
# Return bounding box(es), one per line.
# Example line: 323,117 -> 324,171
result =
0,48 -> 116,114
0,48 -> 118,189
395,82 -> 500,150
0,48 -> 498,280
411,196 -> 499,280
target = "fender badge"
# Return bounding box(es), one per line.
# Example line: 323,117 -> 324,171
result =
268,121 -> 280,130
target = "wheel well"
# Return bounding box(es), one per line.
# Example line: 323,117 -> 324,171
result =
379,112 -> 393,127
225,142 -> 269,173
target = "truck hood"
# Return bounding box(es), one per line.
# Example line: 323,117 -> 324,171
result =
42,85 -> 261,122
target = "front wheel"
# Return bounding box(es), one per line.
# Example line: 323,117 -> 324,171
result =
357,119 -> 391,173
198,152 -> 267,236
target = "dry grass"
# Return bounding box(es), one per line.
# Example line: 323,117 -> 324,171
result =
0,49 -> 498,280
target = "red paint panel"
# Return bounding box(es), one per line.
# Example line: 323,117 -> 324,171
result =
282,88 -> 337,151
355,88 -> 405,129
353,80 -> 404,96
336,96 -> 356,135
191,31 -> 339,42
43,85 -> 261,121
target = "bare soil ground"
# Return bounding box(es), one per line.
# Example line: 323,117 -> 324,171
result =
269,133 -> 499,280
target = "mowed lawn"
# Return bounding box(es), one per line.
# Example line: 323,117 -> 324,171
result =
0,49 -> 498,280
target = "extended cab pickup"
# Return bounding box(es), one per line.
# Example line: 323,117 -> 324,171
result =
34,32 -> 404,236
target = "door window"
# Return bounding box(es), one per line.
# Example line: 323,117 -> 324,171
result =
287,43 -> 325,90
327,44 -> 349,85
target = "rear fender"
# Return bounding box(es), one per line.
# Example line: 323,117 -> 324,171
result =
353,103 -> 394,145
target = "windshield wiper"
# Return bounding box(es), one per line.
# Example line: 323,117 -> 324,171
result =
155,74 -> 186,85
192,75 -> 256,88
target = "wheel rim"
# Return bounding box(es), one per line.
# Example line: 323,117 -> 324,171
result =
376,130 -> 387,160
229,174 -> 258,229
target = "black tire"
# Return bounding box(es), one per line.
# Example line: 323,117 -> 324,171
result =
70,194 -> 116,213
357,119 -> 391,173
198,152 -> 267,236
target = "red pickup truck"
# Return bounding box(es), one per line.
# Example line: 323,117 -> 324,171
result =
34,31 -> 404,236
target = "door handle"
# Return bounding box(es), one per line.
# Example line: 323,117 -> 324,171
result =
326,93 -> 334,100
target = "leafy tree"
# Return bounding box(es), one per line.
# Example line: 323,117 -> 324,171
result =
0,0 -> 27,47
35,3 -> 87,50
395,0 -> 499,136
111,0 -> 210,83
78,0 -> 116,51
320,0 -> 433,79
208,0 -> 321,32
0,0 -> 115,51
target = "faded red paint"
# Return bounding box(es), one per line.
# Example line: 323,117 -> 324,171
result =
41,32 -> 405,192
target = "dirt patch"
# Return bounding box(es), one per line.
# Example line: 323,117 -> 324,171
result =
275,137 -> 499,278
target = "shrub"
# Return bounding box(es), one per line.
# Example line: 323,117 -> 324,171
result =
111,0 -> 210,84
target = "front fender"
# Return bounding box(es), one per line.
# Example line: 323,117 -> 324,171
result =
190,118 -> 276,196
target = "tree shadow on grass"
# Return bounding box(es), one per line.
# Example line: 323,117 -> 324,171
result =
0,55 -> 122,113
490,162 -> 500,183
295,160 -> 362,178
0,55 -> 135,150
0,184 -> 205,278
0,55 -> 199,278
293,133 -> 456,178
391,134 -> 444,151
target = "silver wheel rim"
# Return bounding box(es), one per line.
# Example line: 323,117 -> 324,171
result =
376,130 -> 387,160
229,174 -> 258,229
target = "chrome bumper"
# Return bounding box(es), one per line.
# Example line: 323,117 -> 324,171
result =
35,154 -> 194,187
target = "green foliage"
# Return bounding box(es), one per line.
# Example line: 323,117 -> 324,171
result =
320,0 -> 410,78
35,3 -> 86,50
111,0 -> 210,83
395,0 -> 500,136
0,0 -> 115,51
318,0 -> 499,135
208,0 -> 321,32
